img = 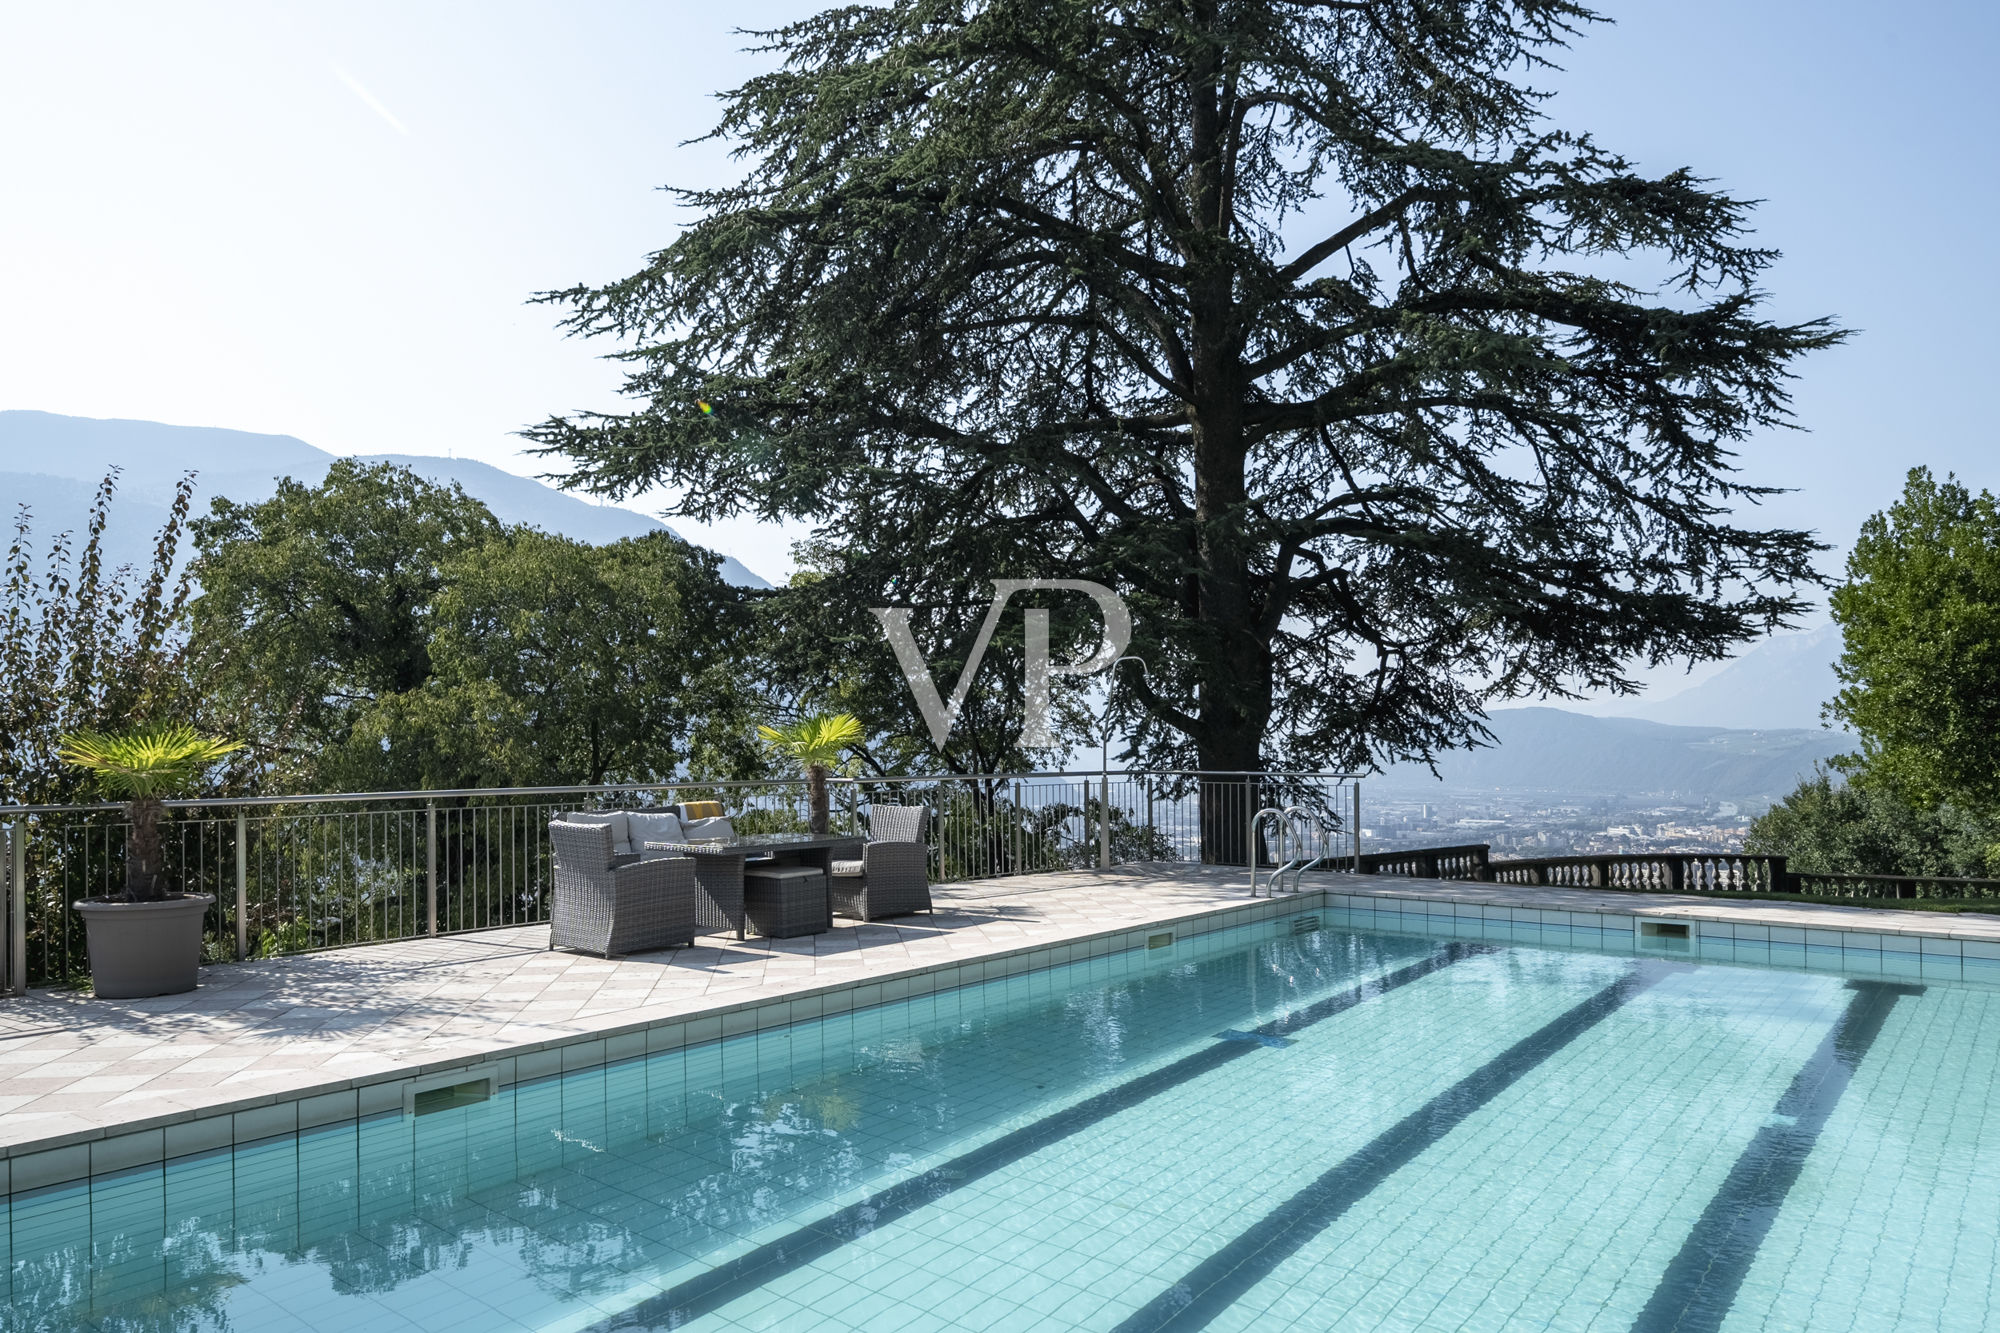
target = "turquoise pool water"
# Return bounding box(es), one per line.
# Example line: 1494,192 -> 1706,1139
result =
7,916 -> 1999,1332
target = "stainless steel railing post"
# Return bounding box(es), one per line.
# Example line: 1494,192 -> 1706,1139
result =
7,818 -> 24,996
1099,769 -> 1111,869
426,802 -> 438,938
1351,781 -> 1362,871
234,811 -> 248,960
1243,780 -> 1254,872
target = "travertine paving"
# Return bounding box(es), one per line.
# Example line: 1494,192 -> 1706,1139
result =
2,863 -> 1994,1167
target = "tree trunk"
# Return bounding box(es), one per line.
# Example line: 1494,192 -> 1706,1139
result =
807,764 -> 829,835
124,797 -> 167,902
1180,30 -> 1280,864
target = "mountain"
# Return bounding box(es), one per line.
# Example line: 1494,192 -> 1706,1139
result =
1614,624 -> 1843,730
1378,707 -> 1848,803
0,411 -> 769,587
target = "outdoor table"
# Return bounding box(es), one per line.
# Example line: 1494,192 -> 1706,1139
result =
642,832 -> 862,940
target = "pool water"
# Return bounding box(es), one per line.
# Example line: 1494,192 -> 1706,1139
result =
7,917 -> 1999,1332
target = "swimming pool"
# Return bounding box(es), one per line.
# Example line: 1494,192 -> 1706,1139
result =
7,914 -> 1998,1332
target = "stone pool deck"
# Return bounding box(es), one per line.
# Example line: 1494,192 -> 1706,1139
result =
2,864 -> 1996,1191
0,864 -> 1263,1176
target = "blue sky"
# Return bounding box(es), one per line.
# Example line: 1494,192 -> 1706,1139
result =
1,0 -> 1993,629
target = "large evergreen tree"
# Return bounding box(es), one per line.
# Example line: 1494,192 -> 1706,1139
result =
528,0 -> 1839,784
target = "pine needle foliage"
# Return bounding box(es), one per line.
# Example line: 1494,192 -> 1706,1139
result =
527,0 -> 1843,785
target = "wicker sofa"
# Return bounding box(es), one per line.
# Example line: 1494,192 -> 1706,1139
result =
828,804 -> 932,921
548,819 -> 698,957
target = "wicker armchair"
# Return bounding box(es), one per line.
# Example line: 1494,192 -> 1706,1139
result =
828,804 -> 932,921
548,820 -> 699,957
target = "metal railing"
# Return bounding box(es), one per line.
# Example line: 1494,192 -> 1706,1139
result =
1,770 -> 1359,993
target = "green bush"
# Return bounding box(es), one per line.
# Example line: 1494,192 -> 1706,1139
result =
1747,769 -> 2000,878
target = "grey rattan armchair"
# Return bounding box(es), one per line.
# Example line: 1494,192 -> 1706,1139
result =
828,804 -> 932,921
548,820 -> 699,957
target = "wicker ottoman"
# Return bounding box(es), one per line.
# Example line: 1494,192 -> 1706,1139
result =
741,865 -> 830,938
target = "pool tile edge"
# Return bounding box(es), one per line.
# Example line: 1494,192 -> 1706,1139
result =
0,884 -> 1315,1191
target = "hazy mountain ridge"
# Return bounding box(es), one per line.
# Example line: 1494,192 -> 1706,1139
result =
0,411 -> 768,586
1379,706 -> 1847,803
1612,624 -> 1842,731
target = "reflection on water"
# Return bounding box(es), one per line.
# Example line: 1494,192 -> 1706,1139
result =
3,922 -> 1413,1332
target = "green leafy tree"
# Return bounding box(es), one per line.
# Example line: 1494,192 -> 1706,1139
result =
527,0 -> 1838,817
1827,468 -> 2000,814
345,529 -> 756,787
188,460 -> 502,786
1747,769 -> 2000,879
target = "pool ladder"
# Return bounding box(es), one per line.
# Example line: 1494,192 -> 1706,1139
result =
1251,806 -> 1328,897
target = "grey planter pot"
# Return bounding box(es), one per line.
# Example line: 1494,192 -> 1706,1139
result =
72,894 -> 215,998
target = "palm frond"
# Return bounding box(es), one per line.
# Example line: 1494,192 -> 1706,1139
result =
57,722 -> 243,799
756,712 -> 864,769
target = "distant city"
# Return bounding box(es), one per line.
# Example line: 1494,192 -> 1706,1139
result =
1364,790 -> 1757,858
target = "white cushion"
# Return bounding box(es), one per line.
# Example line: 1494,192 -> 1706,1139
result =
681,816 -> 736,842
830,859 -> 865,876
625,810 -> 686,850
567,810 -> 631,857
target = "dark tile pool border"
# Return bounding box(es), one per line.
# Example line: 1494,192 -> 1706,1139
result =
1323,891 -> 2000,989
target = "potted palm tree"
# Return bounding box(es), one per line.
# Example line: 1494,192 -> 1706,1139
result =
60,723 -> 242,998
757,713 -> 863,834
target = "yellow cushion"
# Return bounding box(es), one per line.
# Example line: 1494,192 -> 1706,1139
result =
680,800 -> 724,820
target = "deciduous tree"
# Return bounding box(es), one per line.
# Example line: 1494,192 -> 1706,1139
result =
188,460 -> 502,785
351,529 -> 755,788
1827,468 -> 2000,814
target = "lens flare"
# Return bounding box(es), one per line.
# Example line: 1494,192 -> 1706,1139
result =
697,400 -> 713,415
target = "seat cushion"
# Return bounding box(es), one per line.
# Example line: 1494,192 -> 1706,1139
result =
626,810 -> 686,850
682,815 -> 736,842
566,810 -> 632,857
743,865 -> 824,883
829,859 -> 865,876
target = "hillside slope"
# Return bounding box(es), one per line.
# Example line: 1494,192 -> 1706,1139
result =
1615,624 -> 1842,731
1378,707 -> 1847,802
0,411 -> 768,586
